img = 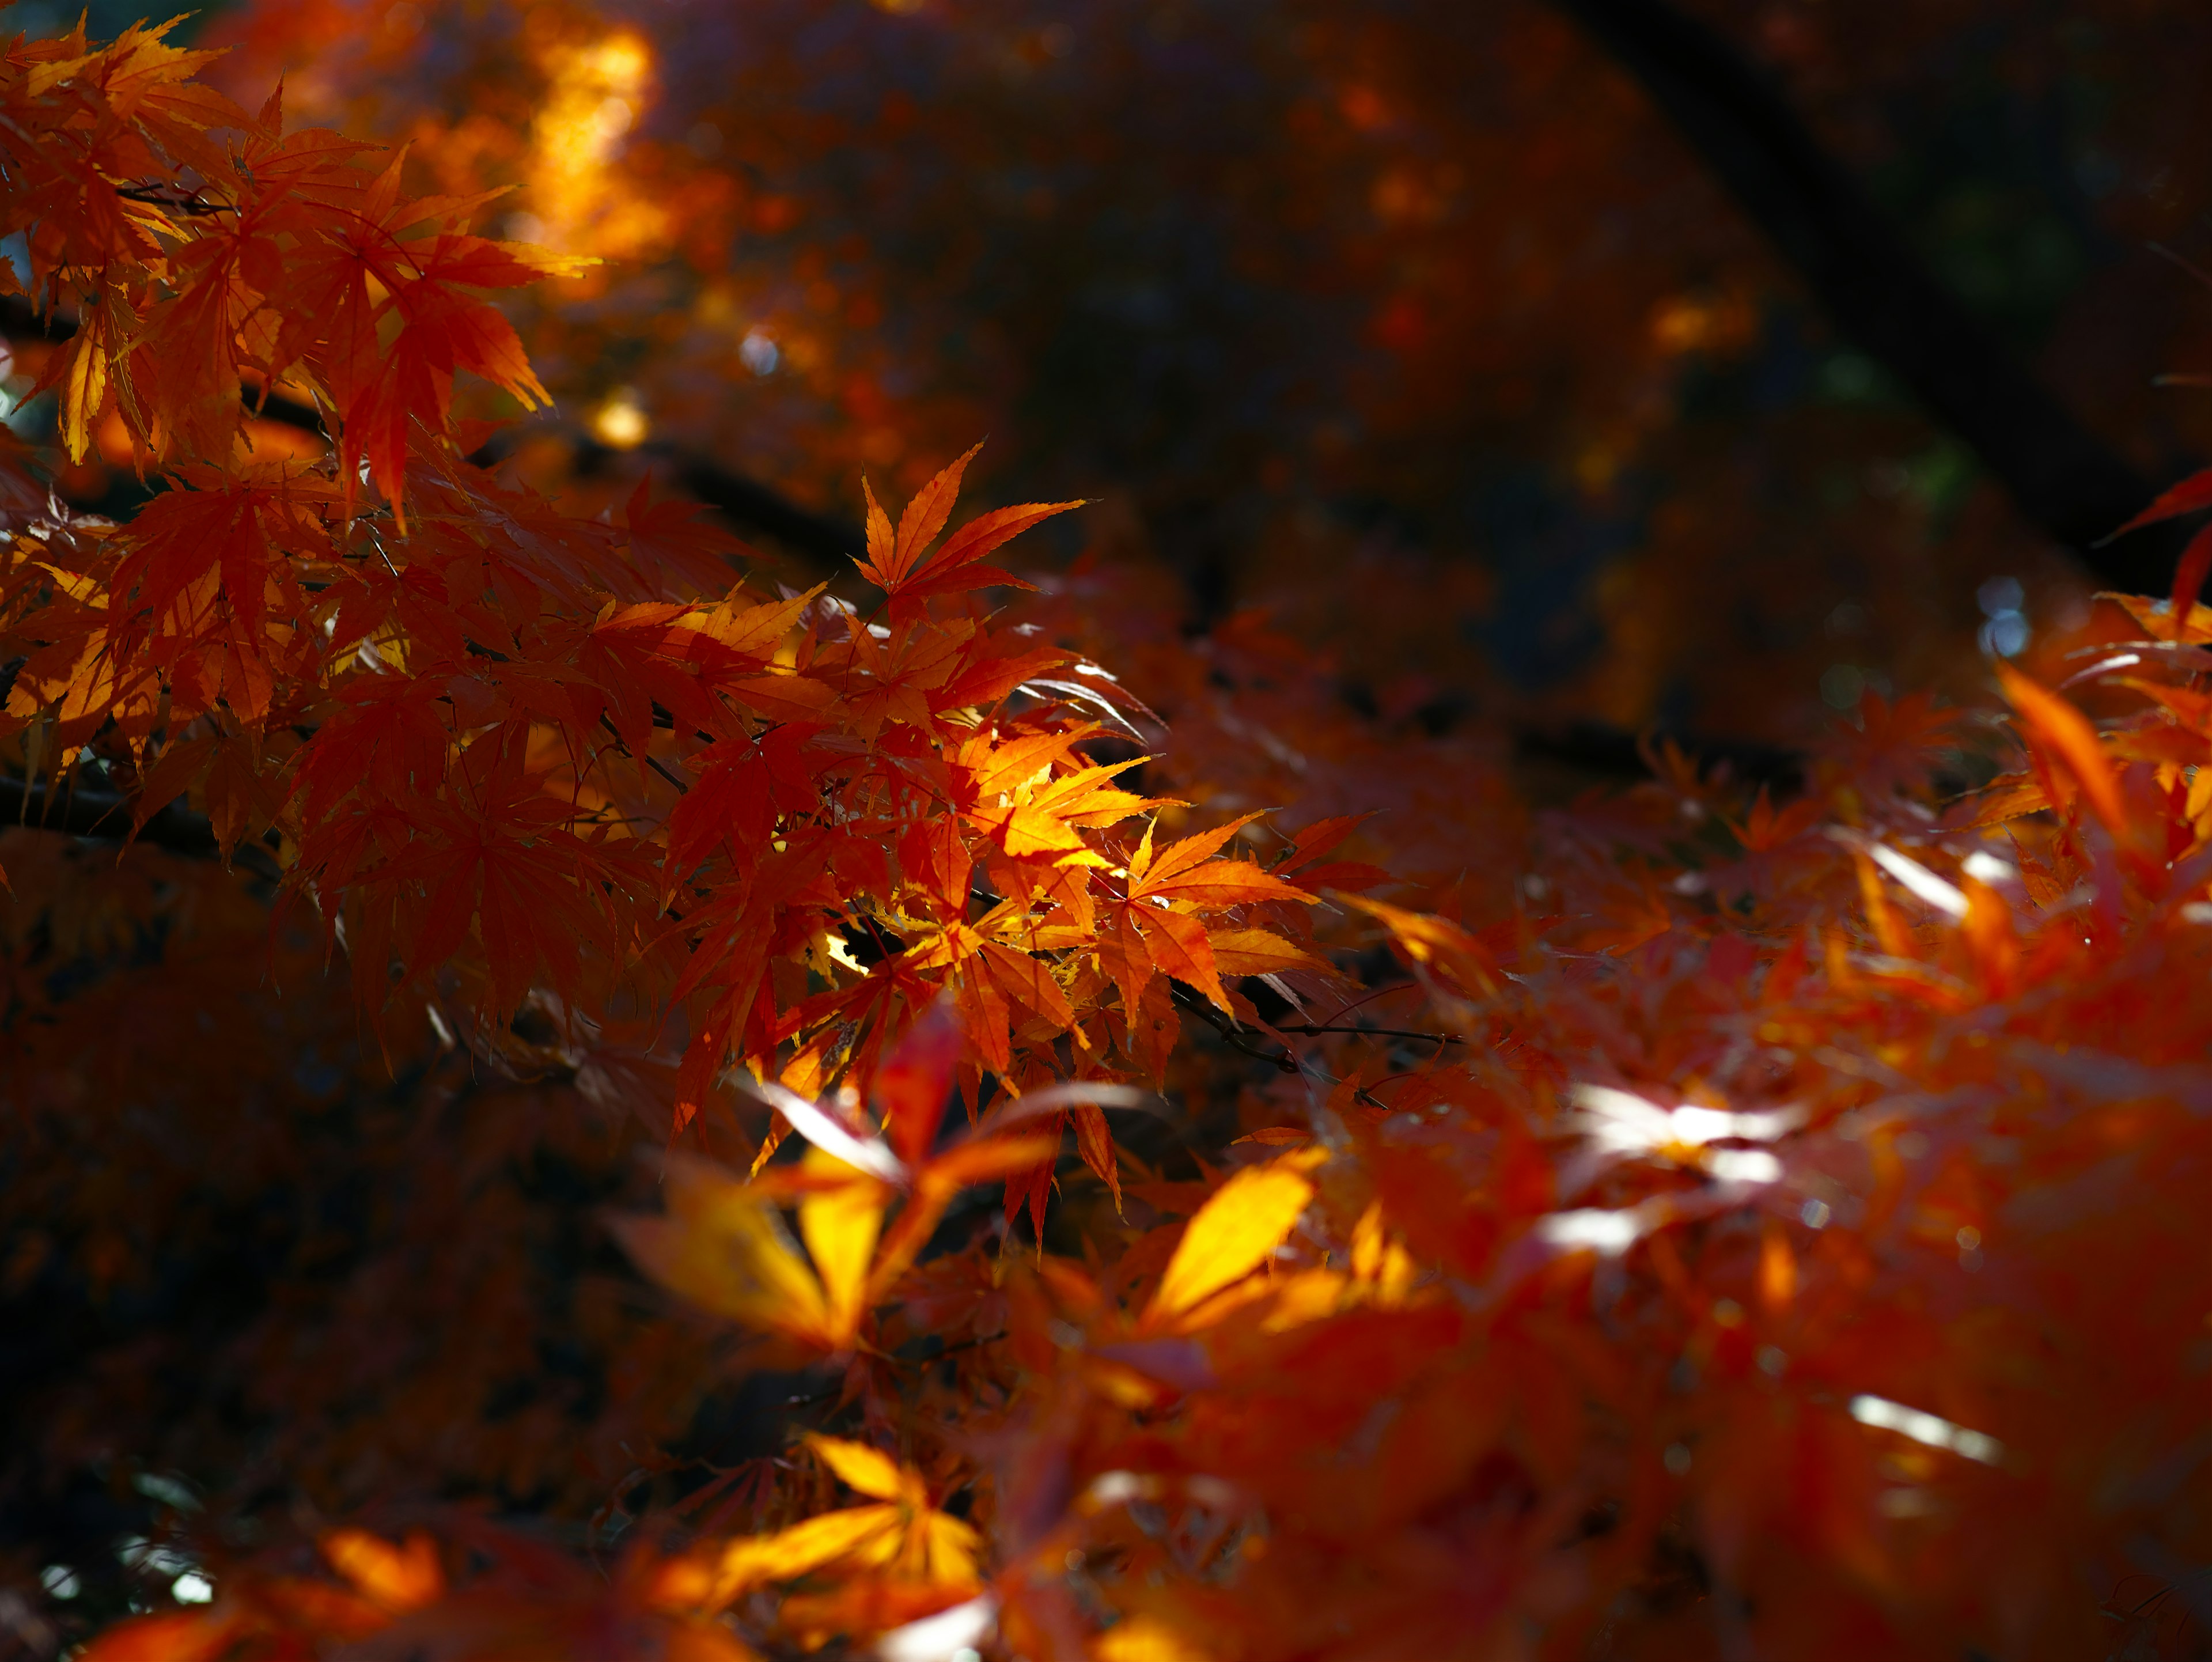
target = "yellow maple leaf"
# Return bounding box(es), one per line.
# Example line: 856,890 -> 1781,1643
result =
607,1152 -> 885,1352
1144,1150 -> 1324,1329
665,1438 -> 981,1614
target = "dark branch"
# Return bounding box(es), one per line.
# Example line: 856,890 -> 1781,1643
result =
1515,720 -> 1802,790
0,296 -> 865,569
1558,0 -> 2184,592
0,777 -> 281,879
597,713 -> 691,796
1,301 -> 1791,796
1271,1022 -> 1465,1046
663,451 -> 863,570
112,184 -> 234,216
1168,982 -> 1300,1074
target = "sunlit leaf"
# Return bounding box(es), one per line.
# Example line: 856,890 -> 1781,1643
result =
1146,1153 -> 1321,1325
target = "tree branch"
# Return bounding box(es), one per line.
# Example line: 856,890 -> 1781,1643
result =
0,295 -> 867,569
0,777 -> 281,879
0,303 -> 1789,794
1558,0 -> 2183,592
662,450 -> 863,570
1515,719 -> 1802,790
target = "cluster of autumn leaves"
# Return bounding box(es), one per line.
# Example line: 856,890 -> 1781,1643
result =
1,20 -> 1334,1229
15,17 -> 2212,1662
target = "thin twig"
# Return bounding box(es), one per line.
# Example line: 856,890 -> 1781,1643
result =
113,184 -> 235,215
1167,983 -> 1411,1116
1169,984 -> 1297,1074
598,714 -> 690,795
1272,1021 -> 1464,1046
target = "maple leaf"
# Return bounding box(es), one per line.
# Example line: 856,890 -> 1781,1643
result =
963,752 -> 1160,865
348,732 -> 635,1016
623,472 -> 748,595
1088,814 -> 1309,1035
1203,927 -> 1332,979
279,165 -> 594,520
1341,893 -> 1499,1002
1099,894 -> 1228,1016
607,1151 -> 878,1353
2168,520 -> 2212,641
1126,812 -> 1319,910
873,996 -> 965,1169
831,610 -> 979,739
2105,464 -> 2212,539
1996,662 -> 2126,836
736,1019 -> 1142,1297
1272,812 -> 1393,893
664,722 -> 832,885
613,1018 -> 1103,1353
662,1438 -> 980,1616
1143,1150 -> 1324,1331
320,1529 -> 445,1612
52,290 -> 120,464
852,442 -> 1083,608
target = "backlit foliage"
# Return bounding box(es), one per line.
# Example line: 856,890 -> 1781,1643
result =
10,15 -> 2212,1662
192,0 -> 2212,738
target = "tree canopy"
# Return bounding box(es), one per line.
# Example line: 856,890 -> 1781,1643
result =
9,6 -> 2212,1661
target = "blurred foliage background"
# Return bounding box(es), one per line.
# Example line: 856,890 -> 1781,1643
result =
9,0 -> 2212,1636
20,0 -> 2198,747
